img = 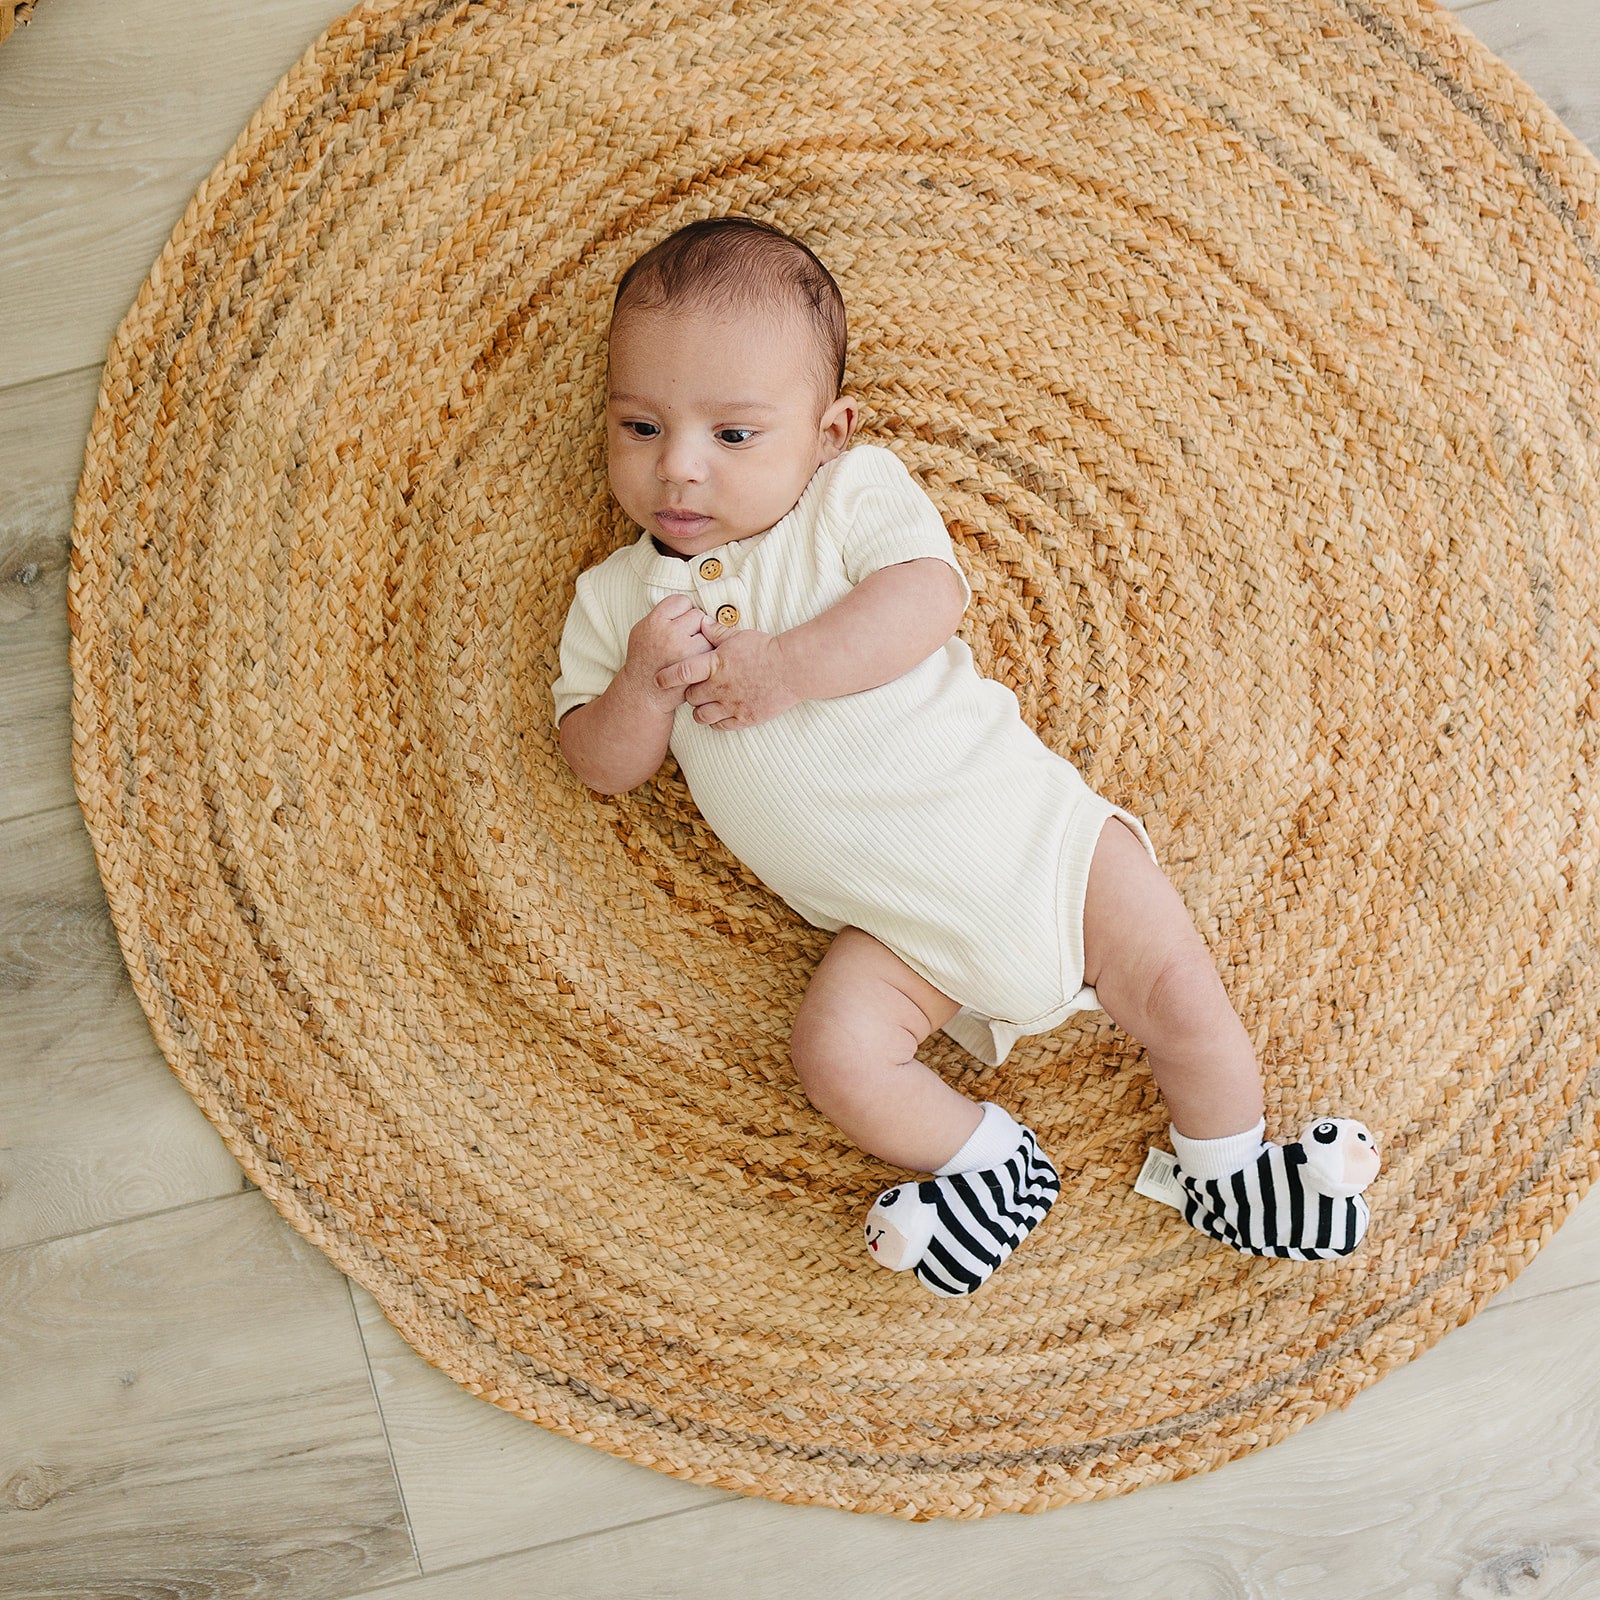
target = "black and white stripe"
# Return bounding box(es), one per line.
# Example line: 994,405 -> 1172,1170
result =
1178,1142 -> 1370,1260
905,1127 -> 1060,1297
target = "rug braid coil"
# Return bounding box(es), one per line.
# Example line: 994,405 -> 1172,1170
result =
69,0 -> 1600,1517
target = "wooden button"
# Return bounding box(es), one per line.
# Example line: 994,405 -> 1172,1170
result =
698,557 -> 723,580
716,604 -> 740,627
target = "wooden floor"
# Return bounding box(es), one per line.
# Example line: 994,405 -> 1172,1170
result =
3,1 -> 1599,1595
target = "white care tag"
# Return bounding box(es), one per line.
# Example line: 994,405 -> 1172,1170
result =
1135,1148 -> 1186,1211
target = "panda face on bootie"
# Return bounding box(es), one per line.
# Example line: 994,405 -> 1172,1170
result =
1299,1118 -> 1381,1199
863,1181 -> 938,1272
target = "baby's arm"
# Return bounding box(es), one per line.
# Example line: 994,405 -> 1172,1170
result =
559,594 -> 710,793
781,557 -> 967,701
659,557 -> 967,730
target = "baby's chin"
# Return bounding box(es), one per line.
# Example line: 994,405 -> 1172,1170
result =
648,520 -> 772,556
648,527 -> 720,559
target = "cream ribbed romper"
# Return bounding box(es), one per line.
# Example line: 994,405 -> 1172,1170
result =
552,444 -> 1156,1066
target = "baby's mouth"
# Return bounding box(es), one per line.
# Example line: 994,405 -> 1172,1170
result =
656,509 -> 711,534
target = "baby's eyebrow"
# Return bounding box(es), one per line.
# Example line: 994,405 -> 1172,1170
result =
607,392 -> 780,414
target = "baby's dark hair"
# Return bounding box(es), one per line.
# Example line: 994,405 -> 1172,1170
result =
611,216 -> 847,403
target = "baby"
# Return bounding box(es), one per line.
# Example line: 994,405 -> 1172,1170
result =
554,216 -> 1381,1296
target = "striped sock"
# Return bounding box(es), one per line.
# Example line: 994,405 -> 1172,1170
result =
863,1113 -> 1060,1297
1172,1118 -> 1381,1260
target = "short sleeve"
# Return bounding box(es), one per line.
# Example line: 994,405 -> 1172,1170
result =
551,567 -> 629,726
830,446 -> 972,605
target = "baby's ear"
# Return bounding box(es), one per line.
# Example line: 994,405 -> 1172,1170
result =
819,392 -> 858,454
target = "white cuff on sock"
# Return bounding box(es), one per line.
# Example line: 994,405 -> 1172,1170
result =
1170,1118 -> 1267,1182
935,1102 -> 1024,1176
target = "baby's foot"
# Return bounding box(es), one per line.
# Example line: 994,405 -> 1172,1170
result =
1174,1118 -> 1380,1260
863,1124 -> 1060,1297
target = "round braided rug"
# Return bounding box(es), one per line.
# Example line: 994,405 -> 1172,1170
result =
70,0 -> 1600,1518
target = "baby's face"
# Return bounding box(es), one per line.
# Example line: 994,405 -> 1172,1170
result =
605,302 -> 856,559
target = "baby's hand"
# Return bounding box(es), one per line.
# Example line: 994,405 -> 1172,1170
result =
622,595 -> 713,711
656,616 -> 799,731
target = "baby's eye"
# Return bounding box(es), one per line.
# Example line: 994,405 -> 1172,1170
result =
715,428 -> 756,446
621,421 -> 659,439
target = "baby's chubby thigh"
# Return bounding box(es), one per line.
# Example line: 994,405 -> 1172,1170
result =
789,927 -> 980,1173
793,927 -> 961,1077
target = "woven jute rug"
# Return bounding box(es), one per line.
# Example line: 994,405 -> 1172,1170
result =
70,0 -> 1600,1517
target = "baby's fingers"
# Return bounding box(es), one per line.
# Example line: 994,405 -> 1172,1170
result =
656,650 -> 718,691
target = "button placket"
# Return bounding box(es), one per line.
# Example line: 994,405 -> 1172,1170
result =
692,555 -> 747,631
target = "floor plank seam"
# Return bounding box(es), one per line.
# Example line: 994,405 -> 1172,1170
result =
374,1502 -> 734,1594
0,1184 -> 248,1261
1480,1273 -> 1600,1315
0,360 -> 109,403
346,1276 -> 427,1583
1,800 -> 91,834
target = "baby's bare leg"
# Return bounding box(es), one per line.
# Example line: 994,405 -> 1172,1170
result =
1084,820 -> 1384,1260
1082,819 -> 1266,1139
791,926 -> 981,1171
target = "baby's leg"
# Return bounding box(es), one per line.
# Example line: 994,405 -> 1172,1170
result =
794,927 -> 1061,1295
1084,819 -> 1379,1258
790,925 -> 977,1171
1081,818 -> 1265,1141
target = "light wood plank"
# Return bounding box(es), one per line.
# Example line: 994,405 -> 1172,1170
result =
0,0 -> 353,392
0,368 -> 100,824
0,803 -> 250,1251
1453,0 -> 1600,149
346,1285 -> 735,1572
0,1191 -> 416,1598
327,1276 -> 1600,1600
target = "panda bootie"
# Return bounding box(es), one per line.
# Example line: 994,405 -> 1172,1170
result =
1174,1117 -> 1380,1260
863,1119 -> 1060,1297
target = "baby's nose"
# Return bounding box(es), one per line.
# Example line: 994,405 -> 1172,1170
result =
655,441 -> 706,483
